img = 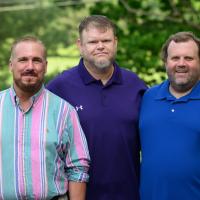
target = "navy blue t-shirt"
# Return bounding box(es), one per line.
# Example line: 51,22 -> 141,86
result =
139,80 -> 200,200
47,59 -> 147,200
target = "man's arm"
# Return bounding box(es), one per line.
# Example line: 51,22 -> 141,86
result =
65,106 -> 90,199
68,181 -> 86,200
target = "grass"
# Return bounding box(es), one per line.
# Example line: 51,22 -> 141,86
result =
47,44 -> 79,74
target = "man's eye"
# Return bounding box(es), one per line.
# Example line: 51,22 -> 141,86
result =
89,41 -> 97,44
185,57 -> 193,61
171,57 -> 179,61
33,59 -> 42,63
18,58 -> 27,62
103,40 -> 111,43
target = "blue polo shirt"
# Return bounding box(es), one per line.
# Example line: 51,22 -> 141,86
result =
47,58 -> 147,200
139,80 -> 200,200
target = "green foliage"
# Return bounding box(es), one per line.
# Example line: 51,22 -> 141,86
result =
89,0 -> 200,86
0,0 -> 90,90
1,0 -> 200,89
45,44 -> 79,83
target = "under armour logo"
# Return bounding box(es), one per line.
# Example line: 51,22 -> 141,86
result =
76,105 -> 83,111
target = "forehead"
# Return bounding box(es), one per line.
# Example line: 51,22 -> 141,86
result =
167,40 -> 199,55
81,26 -> 115,38
13,41 -> 45,57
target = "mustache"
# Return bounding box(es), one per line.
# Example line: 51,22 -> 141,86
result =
22,70 -> 37,76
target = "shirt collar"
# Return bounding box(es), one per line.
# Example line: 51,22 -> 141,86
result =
78,58 -> 122,86
10,85 -> 45,111
155,80 -> 200,101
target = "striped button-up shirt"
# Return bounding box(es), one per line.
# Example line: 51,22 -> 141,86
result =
0,86 -> 90,200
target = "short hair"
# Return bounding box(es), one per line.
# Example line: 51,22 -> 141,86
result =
10,35 -> 47,60
161,31 -> 200,62
78,15 -> 117,39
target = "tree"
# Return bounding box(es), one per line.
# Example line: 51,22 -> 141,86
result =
89,0 -> 200,85
0,0 -> 90,89
1,0 -> 200,88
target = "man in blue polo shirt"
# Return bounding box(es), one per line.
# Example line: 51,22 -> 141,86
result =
139,31 -> 200,200
47,15 -> 147,200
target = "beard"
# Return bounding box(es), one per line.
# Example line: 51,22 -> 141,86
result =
13,77 -> 44,94
167,71 -> 200,93
94,58 -> 112,69
169,77 -> 198,93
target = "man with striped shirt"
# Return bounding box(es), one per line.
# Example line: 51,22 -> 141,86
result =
0,36 -> 90,200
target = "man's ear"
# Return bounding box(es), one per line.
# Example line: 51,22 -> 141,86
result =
76,38 -> 83,56
115,36 -> 118,46
76,38 -> 81,49
44,60 -> 48,74
9,59 -> 13,72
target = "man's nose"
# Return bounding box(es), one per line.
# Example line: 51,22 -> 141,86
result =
97,41 -> 104,49
177,57 -> 186,66
26,60 -> 34,69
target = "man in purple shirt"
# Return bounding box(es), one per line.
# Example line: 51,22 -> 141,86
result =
47,15 -> 147,200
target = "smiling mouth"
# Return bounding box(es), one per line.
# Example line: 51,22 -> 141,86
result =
175,69 -> 188,73
22,75 -> 38,81
22,72 -> 37,77
175,72 -> 188,79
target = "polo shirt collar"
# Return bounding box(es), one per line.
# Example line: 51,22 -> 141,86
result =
155,80 -> 200,101
78,58 -> 122,85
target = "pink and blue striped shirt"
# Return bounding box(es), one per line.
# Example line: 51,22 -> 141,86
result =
0,86 -> 90,200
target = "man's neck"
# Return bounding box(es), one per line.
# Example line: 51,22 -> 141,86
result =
169,84 -> 193,99
13,85 -> 40,112
84,61 -> 114,85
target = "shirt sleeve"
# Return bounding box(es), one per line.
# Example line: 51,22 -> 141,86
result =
64,105 -> 90,182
